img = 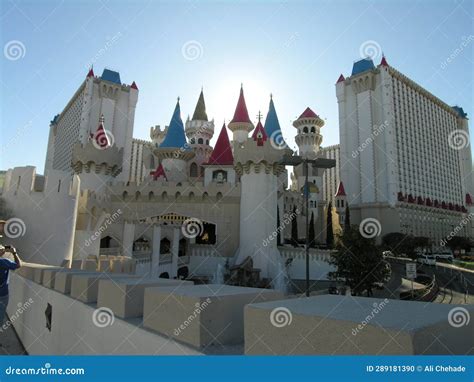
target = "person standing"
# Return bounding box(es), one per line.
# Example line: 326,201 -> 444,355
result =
0,220 -> 22,324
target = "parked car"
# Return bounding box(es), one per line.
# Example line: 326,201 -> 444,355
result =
433,252 -> 453,262
417,255 -> 436,266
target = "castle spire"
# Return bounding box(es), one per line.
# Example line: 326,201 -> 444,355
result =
264,95 -> 287,148
207,123 -> 234,165
380,54 -> 389,67
94,114 -> 111,149
335,181 -> 346,197
228,85 -> 254,143
192,89 -> 208,121
231,86 -> 251,124
160,99 -> 188,149
252,119 -> 267,146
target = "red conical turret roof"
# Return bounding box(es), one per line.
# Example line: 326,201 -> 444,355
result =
252,120 -> 268,146
298,107 -> 318,119
335,181 -> 346,197
380,55 -> 388,67
207,123 -> 234,165
150,163 -> 167,180
93,115 -> 111,149
230,86 -> 252,124
131,81 -> 138,90
336,74 -> 345,84
87,67 -> 94,77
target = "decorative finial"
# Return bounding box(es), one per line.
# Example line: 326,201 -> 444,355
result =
177,96 -> 180,103
270,93 -> 273,100
241,82 -> 243,89
99,114 -> 105,124
201,85 -> 203,92
257,111 -> 263,122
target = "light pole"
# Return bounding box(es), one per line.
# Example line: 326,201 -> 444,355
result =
279,154 -> 336,297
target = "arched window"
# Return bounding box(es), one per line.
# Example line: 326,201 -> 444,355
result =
206,139 -> 209,145
135,191 -> 141,200
311,126 -> 315,133
190,138 -> 195,144
303,126 -> 308,133
160,238 -> 171,254
198,138 -> 204,144
122,191 -> 128,199
190,162 -> 198,177
148,191 -> 154,200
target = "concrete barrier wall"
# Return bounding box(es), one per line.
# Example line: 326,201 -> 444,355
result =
6,273 -> 202,355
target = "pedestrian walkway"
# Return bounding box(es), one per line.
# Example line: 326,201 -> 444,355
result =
0,316 -> 27,355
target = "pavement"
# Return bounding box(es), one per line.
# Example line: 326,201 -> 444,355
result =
0,315 -> 27,355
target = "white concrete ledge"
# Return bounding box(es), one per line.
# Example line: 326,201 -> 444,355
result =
7,273 -> 202,355
97,278 -> 193,319
143,285 -> 284,349
244,295 -> 474,355
54,271 -> 101,294
33,267 -> 62,285
70,273 -> 137,303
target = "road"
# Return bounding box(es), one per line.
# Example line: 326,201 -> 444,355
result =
385,258 -> 474,305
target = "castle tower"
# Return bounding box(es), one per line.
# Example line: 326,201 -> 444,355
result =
185,89 -> 214,178
228,86 -> 254,144
203,123 -> 236,186
293,107 -> 324,159
71,115 -> 123,192
44,67 -> 138,183
154,99 -> 195,183
334,181 -> 347,226
233,118 -> 286,280
150,125 -> 168,147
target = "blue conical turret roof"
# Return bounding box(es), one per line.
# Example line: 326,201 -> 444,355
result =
264,96 -> 287,147
160,99 -> 188,149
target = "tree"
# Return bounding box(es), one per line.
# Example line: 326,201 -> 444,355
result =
412,236 -> 431,254
344,204 -> 351,232
444,236 -> 471,253
291,205 -> 298,247
326,202 -> 334,248
382,232 -> 417,259
329,226 -> 390,296
309,211 -> 315,248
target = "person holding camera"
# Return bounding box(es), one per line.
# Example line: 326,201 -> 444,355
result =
0,220 -> 22,324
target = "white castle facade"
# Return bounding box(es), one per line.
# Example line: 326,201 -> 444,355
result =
1,68 -> 336,284
1,56 -> 472,285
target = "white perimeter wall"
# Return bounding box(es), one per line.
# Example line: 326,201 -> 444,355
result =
7,273 -> 201,355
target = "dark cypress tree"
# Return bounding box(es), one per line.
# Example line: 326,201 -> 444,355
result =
291,205 -> 298,247
309,211 -> 315,248
326,202 -> 334,248
276,205 -> 281,246
344,204 -> 351,232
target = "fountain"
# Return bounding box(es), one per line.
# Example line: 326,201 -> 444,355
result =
271,261 -> 289,294
213,263 -> 225,284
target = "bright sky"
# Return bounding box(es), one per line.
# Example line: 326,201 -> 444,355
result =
1,0 -> 472,172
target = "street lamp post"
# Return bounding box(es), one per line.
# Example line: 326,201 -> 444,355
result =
279,154 -> 336,297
